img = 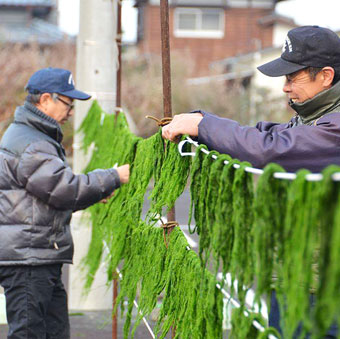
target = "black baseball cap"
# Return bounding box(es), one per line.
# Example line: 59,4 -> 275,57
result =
258,26 -> 340,77
26,67 -> 91,100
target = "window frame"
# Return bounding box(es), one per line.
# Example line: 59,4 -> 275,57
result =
174,7 -> 225,39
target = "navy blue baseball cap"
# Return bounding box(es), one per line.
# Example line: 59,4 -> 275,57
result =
258,26 -> 340,77
26,67 -> 91,100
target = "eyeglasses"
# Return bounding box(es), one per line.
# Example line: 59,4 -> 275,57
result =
56,96 -> 74,113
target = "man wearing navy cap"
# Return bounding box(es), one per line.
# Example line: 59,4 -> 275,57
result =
0,68 -> 130,339
162,25 -> 340,173
162,26 -> 340,337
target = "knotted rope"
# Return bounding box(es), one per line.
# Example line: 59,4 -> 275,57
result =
146,115 -> 173,127
160,219 -> 179,248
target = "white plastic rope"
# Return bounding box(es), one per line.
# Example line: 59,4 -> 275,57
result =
178,137 -> 340,182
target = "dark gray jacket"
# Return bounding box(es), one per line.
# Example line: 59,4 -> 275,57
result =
0,102 -> 120,266
197,81 -> 340,172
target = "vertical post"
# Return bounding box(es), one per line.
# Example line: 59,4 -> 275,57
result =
160,1 -> 176,337
160,0 -> 175,226
71,0 -> 117,311
112,1 -> 122,339
116,0 -> 122,109
160,0 -> 172,119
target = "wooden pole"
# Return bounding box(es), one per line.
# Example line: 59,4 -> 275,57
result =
160,1 -> 176,337
112,1 -> 122,339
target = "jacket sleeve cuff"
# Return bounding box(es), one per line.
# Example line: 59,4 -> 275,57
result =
107,168 -> 121,193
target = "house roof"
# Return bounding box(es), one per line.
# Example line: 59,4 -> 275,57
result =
0,18 -> 68,44
0,0 -> 54,6
258,12 -> 297,27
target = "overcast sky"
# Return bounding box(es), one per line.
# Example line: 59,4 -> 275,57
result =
58,0 -> 340,42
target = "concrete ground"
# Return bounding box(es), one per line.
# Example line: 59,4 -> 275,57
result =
0,309 -> 167,339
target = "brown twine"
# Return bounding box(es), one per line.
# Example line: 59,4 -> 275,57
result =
160,219 -> 179,248
146,115 -> 173,127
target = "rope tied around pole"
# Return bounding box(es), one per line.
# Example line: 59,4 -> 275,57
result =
146,115 -> 173,127
160,219 -> 179,248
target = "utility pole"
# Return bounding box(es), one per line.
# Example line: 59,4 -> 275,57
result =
70,0 -> 118,310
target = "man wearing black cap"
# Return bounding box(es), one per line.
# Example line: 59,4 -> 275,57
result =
162,25 -> 340,173
0,68 -> 130,339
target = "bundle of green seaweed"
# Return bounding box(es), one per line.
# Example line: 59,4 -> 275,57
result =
104,132 -> 164,273
188,146 -> 254,303
253,163 -> 288,304
80,106 -> 142,291
148,137 -> 191,217
116,223 -> 223,339
212,158 -> 239,277
188,144 -> 208,233
229,162 -> 254,303
277,170 -> 321,338
312,166 -> 340,338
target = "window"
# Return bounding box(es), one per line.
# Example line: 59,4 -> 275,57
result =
174,8 -> 224,39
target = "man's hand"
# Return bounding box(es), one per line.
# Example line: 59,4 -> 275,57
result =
116,164 -> 130,184
162,113 -> 203,141
101,164 -> 130,204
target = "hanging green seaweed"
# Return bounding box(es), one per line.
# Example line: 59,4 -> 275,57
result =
312,165 -> 340,338
81,108 -> 142,291
148,135 -> 191,217
279,170 -> 320,338
230,162 -> 254,303
253,163 -> 288,305
196,150 -> 220,263
78,100 -> 102,154
212,158 -> 239,277
116,224 -> 223,339
188,144 -> 208,233
105,133 -> 164,273
79,101 -> 340,339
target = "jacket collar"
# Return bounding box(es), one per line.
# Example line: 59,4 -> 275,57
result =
289,80 -> 340,125
14,102 -> 63,143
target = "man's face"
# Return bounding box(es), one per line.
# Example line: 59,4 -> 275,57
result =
44,94 -> 74,125
283,69 -> 327,104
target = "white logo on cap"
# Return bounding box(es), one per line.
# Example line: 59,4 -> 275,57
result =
68,74 -> 75,86
282,36 -> 293,53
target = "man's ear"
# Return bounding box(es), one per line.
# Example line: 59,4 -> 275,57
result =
36,93 -> 52,113
39,93 -> 52,105
321,67 -> 335,87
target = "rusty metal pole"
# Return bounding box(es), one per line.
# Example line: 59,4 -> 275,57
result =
160,1 -> 176,337
160,0 -> 175,222
112,1 -> 122,339
116,0 -> 122,108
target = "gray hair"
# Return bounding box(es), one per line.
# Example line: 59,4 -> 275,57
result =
25,92 -> 58,104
